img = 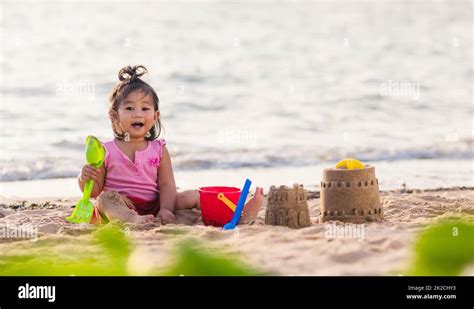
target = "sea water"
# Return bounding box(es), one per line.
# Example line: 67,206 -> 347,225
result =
0,0 -> 472,195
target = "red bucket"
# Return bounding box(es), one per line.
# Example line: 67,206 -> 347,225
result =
199,186 -> 241,227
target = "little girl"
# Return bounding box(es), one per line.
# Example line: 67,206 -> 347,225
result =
78,65 -> 264,225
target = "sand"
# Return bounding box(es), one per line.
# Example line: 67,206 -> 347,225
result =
0,187 -> 473,276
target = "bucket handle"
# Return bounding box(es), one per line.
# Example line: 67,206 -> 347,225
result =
217,193 -> 236,212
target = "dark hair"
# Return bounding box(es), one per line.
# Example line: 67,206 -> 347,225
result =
109,65 -> 162,141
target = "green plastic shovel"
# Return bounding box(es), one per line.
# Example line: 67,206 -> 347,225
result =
66,136 -> 105,224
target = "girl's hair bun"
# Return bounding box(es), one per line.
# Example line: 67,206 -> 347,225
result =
118,65 -> 148,82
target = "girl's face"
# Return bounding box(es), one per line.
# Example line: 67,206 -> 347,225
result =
113,90 -> 159,140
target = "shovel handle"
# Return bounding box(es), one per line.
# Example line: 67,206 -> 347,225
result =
83,179 -> 95,202
223,179 -> 251,230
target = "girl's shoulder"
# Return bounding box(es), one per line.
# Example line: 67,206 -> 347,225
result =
150,139 -> 166,160
101,139 -> 116,148
100,139 -> 118,169
151,138 -> 166,149
100,139 -> 118,155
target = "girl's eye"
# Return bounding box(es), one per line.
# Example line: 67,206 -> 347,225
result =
142,108 -> 150,111
125,107 -> 133,111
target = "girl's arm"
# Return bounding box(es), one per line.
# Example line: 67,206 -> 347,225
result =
158,146 -> 177,218
78,164 -> 106,198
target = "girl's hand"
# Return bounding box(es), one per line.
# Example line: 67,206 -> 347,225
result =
79,164 -> 100,182
158,209 -> 176,224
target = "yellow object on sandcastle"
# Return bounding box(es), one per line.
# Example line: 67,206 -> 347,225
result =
320,158 -> 382,223
265,184 -> 311,229
335,158 -> 365,170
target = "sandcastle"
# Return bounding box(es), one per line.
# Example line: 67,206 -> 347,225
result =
265,184 -> 311,228
320,165 -> 382,223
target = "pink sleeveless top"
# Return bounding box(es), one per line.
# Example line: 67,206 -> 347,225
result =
102,139 -> 166,216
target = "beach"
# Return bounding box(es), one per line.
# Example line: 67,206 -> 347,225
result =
1,186 -> 472,276
0,0 -> 472,279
